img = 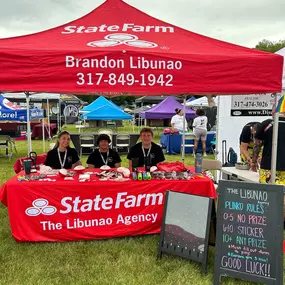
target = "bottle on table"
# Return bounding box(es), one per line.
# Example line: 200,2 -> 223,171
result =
195,153 -> 203,173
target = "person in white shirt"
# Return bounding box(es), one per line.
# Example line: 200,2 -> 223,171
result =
192,109 -> 208,156
171,108 -> 188,132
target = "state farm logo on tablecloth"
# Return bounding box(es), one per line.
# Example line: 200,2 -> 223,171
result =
25,198 -> 57,216
87,33 -> 158,48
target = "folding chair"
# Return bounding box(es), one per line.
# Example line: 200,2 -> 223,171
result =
202,159 -> 222,210
115,134 -> 130,153
79,135 -> 95,156
0,135 -> 14,160
9,138 -> 17,153
202,159 -> 222,188
181,133 -> 195,154
210,134 -> 216,154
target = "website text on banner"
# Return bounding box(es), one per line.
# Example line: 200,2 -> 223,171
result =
0,175 -> 216,242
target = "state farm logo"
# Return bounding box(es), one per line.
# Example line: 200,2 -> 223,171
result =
87,33 -> 158,48
25,198 -> 57,216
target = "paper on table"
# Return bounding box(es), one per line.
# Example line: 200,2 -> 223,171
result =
79,174 -> 90,180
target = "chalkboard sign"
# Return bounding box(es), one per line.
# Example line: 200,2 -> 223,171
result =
214,180 -> 284,285
158,191 -> 213,274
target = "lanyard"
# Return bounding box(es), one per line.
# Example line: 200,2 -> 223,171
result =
100,151 -> 109,165
57,148 -> 67,169
142,145 -> 151,157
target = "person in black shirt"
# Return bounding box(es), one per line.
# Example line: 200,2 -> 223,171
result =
251,115 -> 285,183
252,109 -> 285,224
127,127 -> 165,168
87,134 -> 121,168
239,122 -> 260,163
44,131 -> 81,169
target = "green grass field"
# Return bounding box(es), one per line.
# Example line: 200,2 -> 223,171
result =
0,126 -> 284,285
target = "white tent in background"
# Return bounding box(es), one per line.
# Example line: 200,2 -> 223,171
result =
3,92 -> 61,153
185,96 -> 218,107
4,93 -> 61,136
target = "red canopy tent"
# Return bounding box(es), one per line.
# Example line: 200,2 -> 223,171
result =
0,0 -> 283,165
0,0 -> 283,95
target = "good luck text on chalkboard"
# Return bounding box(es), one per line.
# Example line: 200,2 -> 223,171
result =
214,180 -> 284,285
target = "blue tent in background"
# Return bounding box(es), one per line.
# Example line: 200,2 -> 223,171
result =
0,94 -> 44,121
80,96 -> 121,113
81,105 -> 132,121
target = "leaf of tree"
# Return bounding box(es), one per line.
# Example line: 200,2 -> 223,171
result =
255,39 -> 285,53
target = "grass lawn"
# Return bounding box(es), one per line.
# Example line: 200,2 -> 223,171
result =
0,126 -> 284,285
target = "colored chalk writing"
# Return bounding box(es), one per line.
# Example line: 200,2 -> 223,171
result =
214,181 -> 284,285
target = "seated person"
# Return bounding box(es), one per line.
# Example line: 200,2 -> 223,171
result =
87,134 -> 121,168
127,127 -> 165,168
44,131 -> 81,169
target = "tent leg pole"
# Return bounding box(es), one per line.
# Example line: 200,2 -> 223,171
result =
215,96 -> 220,181
25,92 -> 32,155
59,99 -> 62,132
47,99 -> 51,139
42,118 -> 45,153
57,101 -> 60,133
270,93 -> 279,184
182,95 -> 186,162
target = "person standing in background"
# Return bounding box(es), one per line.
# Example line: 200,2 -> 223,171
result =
192,109 -> 208,156
171,108 -> 188,132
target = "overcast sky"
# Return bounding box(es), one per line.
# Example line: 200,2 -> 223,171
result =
0,0 -> 284,48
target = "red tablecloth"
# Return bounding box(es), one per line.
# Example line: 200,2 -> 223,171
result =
13,153 -> 47,174
31,123 -> 57,139
0,168 -> 216,242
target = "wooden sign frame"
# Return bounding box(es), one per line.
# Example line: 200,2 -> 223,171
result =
157,190 -> 213,274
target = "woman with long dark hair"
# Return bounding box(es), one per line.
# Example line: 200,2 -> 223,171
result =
171,108 -> 188,132
44,131 -> 82,169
